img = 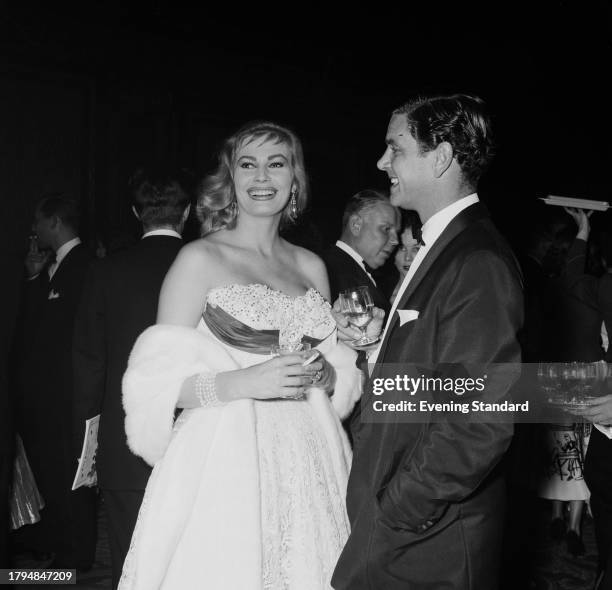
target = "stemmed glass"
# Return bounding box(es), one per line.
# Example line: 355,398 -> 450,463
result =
566,362 -> 600,411
339,286 -> 378,346
538,362 -> 564,405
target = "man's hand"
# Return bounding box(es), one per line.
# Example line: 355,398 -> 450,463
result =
331,298 -> 385,346
574,394 -> 612,426
24,249 -> 52,278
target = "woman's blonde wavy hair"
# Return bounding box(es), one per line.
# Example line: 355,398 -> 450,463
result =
196,121 -> 309,236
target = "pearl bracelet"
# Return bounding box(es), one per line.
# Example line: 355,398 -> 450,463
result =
194,373 -> 222,407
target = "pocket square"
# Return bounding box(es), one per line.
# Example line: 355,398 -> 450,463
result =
397,309 -> 419,326
48,289 -> 60,300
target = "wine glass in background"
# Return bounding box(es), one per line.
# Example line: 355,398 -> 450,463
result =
339,286 -> 378,346
539,362 -> 563,404
572,362 -> 601,405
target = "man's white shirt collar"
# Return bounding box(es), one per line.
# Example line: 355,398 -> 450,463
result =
335,240 -> 376,285
419,193 -> 479,249
142,229 -> 182,239
368,193 -> 479,370
49,237 -> 81,279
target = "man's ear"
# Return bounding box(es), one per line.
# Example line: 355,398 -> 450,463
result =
432,141 -> 454,178
131,205 -> 141,221
182,204 -> 191,222
349,213 -> 362,236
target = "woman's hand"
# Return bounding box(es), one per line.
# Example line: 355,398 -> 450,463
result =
564,207 -> 592,241
218,353 -> 323,401
307,355 -> 336,393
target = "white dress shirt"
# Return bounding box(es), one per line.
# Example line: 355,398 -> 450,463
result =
48,237 -> 81,280
335,240 -> 376,286
368,193 -> 480,369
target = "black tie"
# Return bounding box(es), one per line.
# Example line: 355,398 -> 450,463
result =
363,261 -> 376,276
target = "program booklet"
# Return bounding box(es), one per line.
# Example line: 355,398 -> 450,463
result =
72,414 -> 100,490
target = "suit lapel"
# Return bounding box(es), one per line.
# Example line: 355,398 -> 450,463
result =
49,243 -> 79,287
374,203 -> 488,368
335,246 -> 376,289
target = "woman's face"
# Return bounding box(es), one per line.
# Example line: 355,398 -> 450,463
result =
394,227 -> 420,275
233,136 -> 294,219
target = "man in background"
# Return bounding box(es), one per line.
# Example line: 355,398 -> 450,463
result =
15,194 -> 95,569
72,168 -> 190,589
323,189 -> 399,315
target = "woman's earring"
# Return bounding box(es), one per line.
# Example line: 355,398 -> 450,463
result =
289,189 -> 298,220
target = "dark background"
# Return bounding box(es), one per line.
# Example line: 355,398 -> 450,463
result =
1,0 -> 611,325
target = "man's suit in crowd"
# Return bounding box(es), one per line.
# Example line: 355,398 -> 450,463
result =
322,243 -> 390,315
73,234 -> 182,589
15,243 -> 96,568
333,202 -> 523,590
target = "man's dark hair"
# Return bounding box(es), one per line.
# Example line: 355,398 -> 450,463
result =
393,94 -> 495,190
36,193 -> 80,233
341,189 -> 392,232
130,167 -> 192,229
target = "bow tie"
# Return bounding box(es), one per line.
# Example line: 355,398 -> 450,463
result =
47,252 -> 58,279
363,261 -> 376,276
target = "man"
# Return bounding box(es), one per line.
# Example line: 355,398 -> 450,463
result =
323,189 -> 399,315
332,94 -> 523,589
72,168 -> 190,589
15,194 -> 95,569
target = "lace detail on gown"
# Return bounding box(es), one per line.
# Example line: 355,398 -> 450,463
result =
119,284 -> 350,590
208,284 -> 348,589
258,402 -> 349,589
206,283 -> 335,341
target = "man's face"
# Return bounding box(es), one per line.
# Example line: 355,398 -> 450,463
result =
377,114 -> 434,212
352,203 -> 400,269
31,210 -> 55,249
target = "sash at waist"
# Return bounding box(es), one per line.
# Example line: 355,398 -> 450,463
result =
203,304 -> 321,355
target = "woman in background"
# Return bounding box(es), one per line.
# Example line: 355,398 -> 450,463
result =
390,210 -> 422,302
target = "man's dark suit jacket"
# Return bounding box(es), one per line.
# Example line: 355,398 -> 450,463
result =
73,235 -> 182,490
16,242 -> 96,565
332,203 -> 524,590
322,244 -> 390,315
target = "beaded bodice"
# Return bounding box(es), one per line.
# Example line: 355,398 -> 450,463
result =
204,283 -> 335,348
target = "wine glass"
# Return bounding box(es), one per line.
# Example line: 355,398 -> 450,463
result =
539,362 -> 572,413
570,362 -> 600,408
339,286 -> 378,346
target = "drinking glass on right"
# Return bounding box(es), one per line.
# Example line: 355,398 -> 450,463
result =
563,361 -> 605,413
338,286 -> 379,346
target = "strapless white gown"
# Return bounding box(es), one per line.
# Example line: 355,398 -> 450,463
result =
119,284 -> 354,590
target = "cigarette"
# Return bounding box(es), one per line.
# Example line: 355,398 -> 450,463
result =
302,351 -> 320,366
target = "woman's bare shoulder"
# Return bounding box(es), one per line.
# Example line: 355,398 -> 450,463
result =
174,236 -> 224,267
290,243 -> 326,273
285,242 -> 330,299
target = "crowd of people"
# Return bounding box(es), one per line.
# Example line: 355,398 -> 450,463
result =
4,92 -> 612,589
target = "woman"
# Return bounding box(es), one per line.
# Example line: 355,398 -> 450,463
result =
118,121 -> 361,589
537,208 -> 603,557
390,210 -> 422,302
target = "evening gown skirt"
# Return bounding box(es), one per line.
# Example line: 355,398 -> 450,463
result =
539,423 -> 591,501
119,284 -> 356,589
